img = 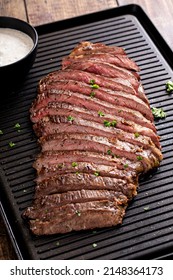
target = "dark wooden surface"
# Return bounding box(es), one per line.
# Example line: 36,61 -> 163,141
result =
0,0 -> 173,260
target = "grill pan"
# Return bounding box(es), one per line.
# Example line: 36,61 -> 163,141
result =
0,4 -> 173,260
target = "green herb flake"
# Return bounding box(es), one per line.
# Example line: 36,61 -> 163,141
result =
166,80 -> 173,93
115,154 -> 120,158
90,91 -> 95,98
9,141 -> 15,148
89,79 -> 99,89
72,162 -> 78,167
94,171 -> 99,176
91,84 -> 99,89
98,111 -> 105,117
137,155 -> 143,161
92,243 -> 97,248
90,79 -> 95,85
0,130 -> 3,135
14,123 -> 21,134
104,119 -> 117,127
151,107 -> 166,119
58,163 -> 64,169
14,123 -> 21,129
67,115 -> 74,121
103,120 -> 111,127
107,149 -> 112,155
76,210 -> 81,216
143,206 -> 150,211
111,120 -> 117,127
134,132 -> 140,138
124,164 -> 129,169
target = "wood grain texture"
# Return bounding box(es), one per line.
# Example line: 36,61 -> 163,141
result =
0,218 -> 17,259
26,0 -> 118,26
0,0 -> 27,21
118,0 -> 173,47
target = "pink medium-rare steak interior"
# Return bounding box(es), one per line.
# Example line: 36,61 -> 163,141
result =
23,41 -> 163,235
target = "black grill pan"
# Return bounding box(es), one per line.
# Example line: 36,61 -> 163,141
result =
0,4 -> 173,260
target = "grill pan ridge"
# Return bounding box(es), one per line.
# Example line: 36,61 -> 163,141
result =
0,5 -> 173,260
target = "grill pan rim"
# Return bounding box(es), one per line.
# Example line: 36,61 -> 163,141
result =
0,4 -> 173,260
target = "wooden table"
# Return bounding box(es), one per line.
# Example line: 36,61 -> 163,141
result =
0,0 -> 173,260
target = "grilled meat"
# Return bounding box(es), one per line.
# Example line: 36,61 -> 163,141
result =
23,41 -> 163,235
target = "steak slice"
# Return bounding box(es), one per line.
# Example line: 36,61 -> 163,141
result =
37,79 -> 153,121
38,132 -> 161,173
24,189 -> 128,218
35,115 -> 161,155
62,52 -> 140,72
69,41 -> 126,56
39,68 -> 149,104
23,41 -> 163,235
33,150 -> 142,175
33,173 -> 138,199
26,200 -> 127,235
31,101 -> 159,146
62,59 -> 140,88
31,90 -> 157,133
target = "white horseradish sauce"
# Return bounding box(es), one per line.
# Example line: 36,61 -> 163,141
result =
0,28 -> 34,66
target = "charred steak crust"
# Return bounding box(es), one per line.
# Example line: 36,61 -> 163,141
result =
23,41 -> 163,235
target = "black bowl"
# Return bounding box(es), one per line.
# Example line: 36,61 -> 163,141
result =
0,16 -> 38,91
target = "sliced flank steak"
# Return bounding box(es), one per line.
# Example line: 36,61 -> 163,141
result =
23,41 -> 163,235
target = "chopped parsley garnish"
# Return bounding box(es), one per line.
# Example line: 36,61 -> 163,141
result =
57,163 -> 64,169
67,115 -> 75,121
14,123 -> 21,132
9,141 -> 15,148
76,210 -> 81,216
143,206 -> 150,211
71,162 -> 78,167
89,79 -> 100,89
0,130 -> 3,135
91,84 -> 99,89
111,120 -> 117,127
92,243 -> 97,248
103,120 -> 111,127
124,164 -> 129,169
98,111 -> 105,117
107,149 -> 116,158
104,120 -> 117,127
134,132 -> 140,138
14,123 -> 21,129
107,149 -> 112,155
90,79 -> 95,84
94,171 -> 99,176
90,91 -> 95,98
166,80 -> 173,92
137,155 -> 143,161
115,155 -> 120,158
151,107 -> 166,119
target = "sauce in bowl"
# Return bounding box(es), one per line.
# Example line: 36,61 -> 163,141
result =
0,28 -> 34,67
